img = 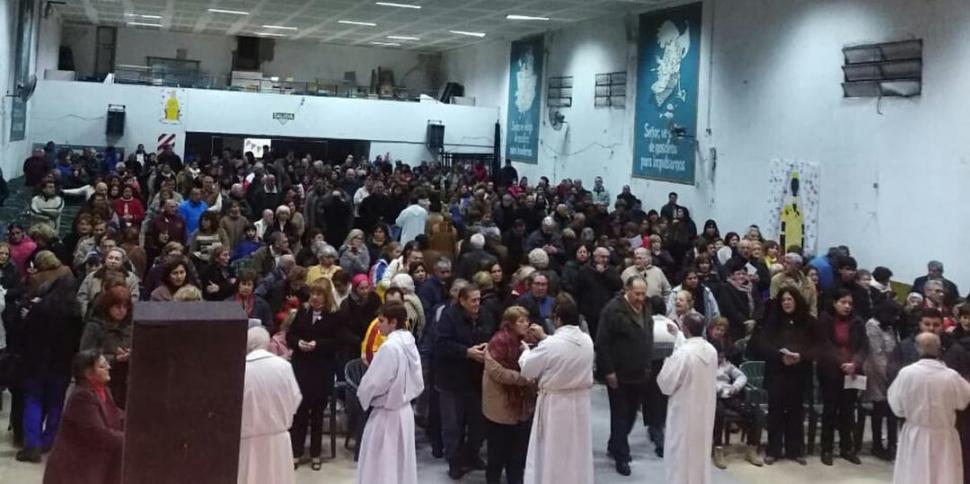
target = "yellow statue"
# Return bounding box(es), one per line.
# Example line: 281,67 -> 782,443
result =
164,91 -> 180,122
780,170 -> 804,251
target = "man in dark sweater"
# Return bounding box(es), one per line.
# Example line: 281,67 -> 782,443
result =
595,276 -> 653,476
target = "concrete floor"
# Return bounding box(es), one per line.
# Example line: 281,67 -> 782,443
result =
0,386 -> 893,483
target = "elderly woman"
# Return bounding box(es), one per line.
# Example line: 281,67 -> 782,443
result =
42,350 -> 123,484
390,273 -> 426,339
288,279 -> 352,470
339,229 -> 370,276
667,290 -> 704,329
80,286 -> 134,409
307,241 -> 341,284
483,306 -> 536,484
77,247 -> 140,316
668,268 -> 720,325
201,245 -> 237,301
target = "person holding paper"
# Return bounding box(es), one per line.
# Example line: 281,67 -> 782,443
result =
749,287 -> 819,465
816,287 -> 868,465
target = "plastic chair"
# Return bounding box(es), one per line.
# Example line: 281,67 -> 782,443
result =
724,360 -> 767,445
344,359 -> 368,461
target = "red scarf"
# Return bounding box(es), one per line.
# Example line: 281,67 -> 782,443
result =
235,293 -> 255,317
92,382 -> 108,403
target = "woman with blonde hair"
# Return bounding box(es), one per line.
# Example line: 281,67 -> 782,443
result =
287,278 -> 353,470
25,250 -> 72,296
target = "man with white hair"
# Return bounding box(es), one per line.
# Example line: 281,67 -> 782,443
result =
769,253 -> 817,316
591,176 -> 611,206
621,248 -> 671,299
238,327 -> 302,484
525,217 -> 565,261
890,332 -> 970,484
912,261 -> 960,307
457,233 -> 497,281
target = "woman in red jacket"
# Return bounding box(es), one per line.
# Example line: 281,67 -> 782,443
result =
44,349 -> 124,484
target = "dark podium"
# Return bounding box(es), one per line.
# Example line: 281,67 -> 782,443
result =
124,301 -> 248,484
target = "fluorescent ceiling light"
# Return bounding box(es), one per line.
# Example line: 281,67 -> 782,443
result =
506,14 -> 550,21
208,8 -> 249,15
261,25 -> 298,31
387,35 -> 419,41
371,41 -> 400,46
256,32 -> 286,37
376,2 -> 421,8
127,22 -> 163,28
125,13 -> 162,19
339,20 -> 377,26
450,30 -> 486,38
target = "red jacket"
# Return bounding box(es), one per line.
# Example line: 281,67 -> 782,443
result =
114,197 -> 145,227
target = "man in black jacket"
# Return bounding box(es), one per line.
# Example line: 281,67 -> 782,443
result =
432,284 -> 494,479
595,276 -> 653,476
575,247 -> 623,339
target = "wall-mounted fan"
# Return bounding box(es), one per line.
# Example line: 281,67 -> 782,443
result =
549,109 -> 565,131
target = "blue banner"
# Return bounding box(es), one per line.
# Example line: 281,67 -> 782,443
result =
632,2 -> 702,184
506,35 -> 544,164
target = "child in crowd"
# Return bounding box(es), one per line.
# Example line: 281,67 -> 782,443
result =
231,224 -> 261,262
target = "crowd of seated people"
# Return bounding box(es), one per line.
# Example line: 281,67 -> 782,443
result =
1,142 -> 968,481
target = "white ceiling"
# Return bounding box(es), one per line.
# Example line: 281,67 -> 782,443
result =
58,0 -> 669,51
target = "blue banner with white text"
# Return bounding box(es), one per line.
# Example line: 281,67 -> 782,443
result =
506,35 -> 544,164
632,2 -> 702,184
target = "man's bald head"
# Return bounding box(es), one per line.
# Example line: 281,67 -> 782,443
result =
916,332 -> 942,358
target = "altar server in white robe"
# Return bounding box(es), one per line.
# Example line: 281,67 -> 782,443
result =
357,301 -> 425,484
519,295 -> 595,484
658,312 -> 717,484
889,333 -> 970,484
238,327 -> 303,484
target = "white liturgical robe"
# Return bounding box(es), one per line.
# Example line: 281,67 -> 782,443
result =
518,325 -> 595,484
238,349 -> 302,484
889,358 -> 970,484
357,329 -> 424,484
658,337 -> 717,484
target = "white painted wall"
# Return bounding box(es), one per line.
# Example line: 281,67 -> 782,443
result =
443,0 -> 970,288
27,80 -> 497,165
61,24 -> 437,94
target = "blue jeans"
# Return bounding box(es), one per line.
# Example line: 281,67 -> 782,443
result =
23,376 -> 69,450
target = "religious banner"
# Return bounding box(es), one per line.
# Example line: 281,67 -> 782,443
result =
632,2 -> 702,184
765,159 -> 821,256
506,35 -> 544,164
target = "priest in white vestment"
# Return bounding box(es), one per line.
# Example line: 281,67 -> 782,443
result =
238,327 -> 303,484
889,333 -> 970,484
658,312 -> 717,484
357,301 -> 425,484
518,296 -> 595,484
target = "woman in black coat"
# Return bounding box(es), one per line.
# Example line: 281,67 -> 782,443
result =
200,246 -> 236,301
718,260 -> 764,341
750,287 -> 819,465
17,272 -> 82,462
815,287 -> 868,466
287,278 -> 354,470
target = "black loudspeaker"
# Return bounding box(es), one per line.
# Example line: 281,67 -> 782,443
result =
106,107 -> 125,136
427,123 -> 445,150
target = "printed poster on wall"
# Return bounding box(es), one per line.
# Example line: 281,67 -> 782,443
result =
765,159 -> 821,256
160,89 -> 184,125
632,2 -> 702,184
506,35 -> 544,164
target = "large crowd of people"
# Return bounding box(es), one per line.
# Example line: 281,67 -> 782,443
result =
3,142 -> 970,484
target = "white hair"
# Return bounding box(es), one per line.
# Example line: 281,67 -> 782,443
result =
246,326 -> 270,353
470,233 -> 485,250
390,273 -> 416,293
528,248 -> 550,269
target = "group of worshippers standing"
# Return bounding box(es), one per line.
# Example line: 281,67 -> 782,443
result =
12,142 -> 970,484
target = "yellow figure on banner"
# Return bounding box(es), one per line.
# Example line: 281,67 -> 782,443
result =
780,170 -> 804,251
164,91 -> 180,122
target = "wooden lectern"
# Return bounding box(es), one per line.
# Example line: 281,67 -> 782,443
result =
123,301 -> 248,484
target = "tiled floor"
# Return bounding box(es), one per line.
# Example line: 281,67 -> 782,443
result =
0,386 -> 893,483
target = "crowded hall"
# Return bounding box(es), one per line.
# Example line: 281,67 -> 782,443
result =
1,0 -> 969,483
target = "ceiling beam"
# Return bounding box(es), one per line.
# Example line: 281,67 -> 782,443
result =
79,0 -> 99,24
